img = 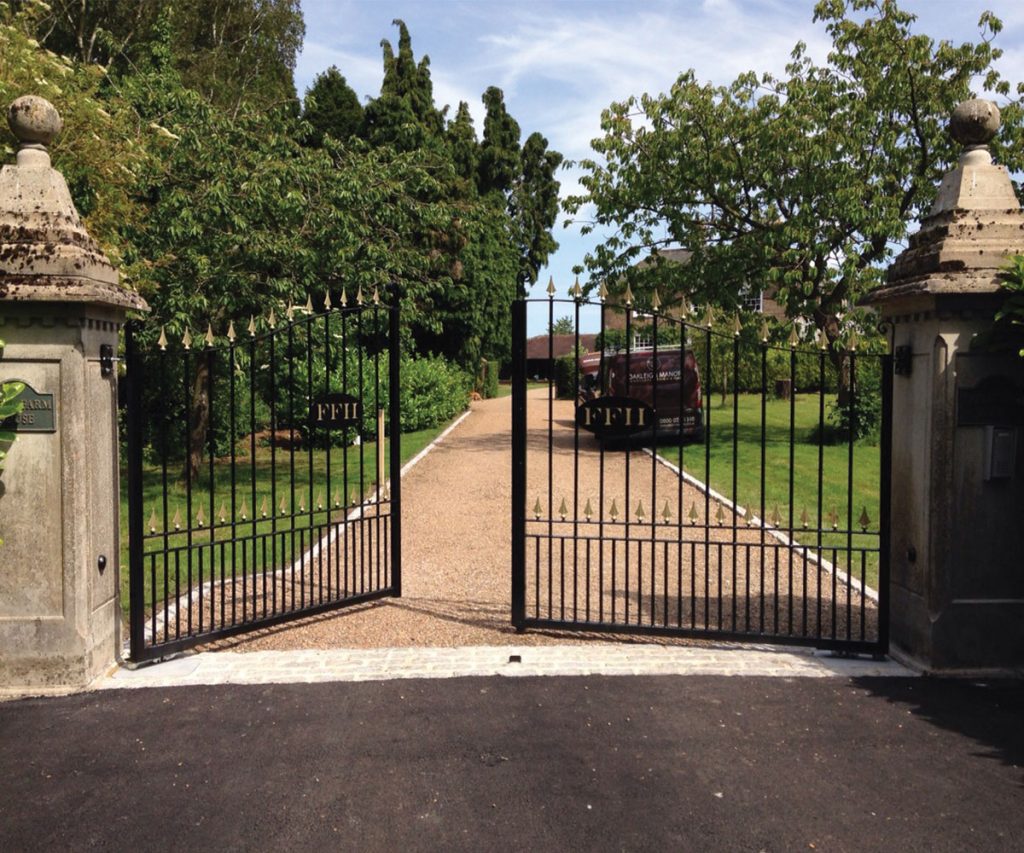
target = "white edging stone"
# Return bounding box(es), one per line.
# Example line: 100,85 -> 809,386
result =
643,448 -> 880,602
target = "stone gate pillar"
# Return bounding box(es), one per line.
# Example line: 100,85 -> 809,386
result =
865,100 -> 1024,672
0,96 -> 147,693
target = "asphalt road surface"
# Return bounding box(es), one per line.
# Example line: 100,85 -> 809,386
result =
2,675 -> 1022,851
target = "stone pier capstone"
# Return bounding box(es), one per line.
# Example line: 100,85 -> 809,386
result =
865,98 -> 1024,672
0,96 -> 147,693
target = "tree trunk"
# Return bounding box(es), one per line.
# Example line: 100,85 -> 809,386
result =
184,360 -> 210,484
815,310 -> 852,406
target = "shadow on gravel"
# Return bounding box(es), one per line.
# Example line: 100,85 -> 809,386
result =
851,677 -> 1024,786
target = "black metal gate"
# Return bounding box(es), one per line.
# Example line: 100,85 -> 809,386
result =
511,293 -> 891,655
126,290 -> 401,662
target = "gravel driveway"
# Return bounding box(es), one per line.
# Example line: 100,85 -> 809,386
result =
215,389 -> 873,651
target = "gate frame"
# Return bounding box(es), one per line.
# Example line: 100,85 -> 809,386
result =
126,295 -> 402,662
510,296 -> 892,656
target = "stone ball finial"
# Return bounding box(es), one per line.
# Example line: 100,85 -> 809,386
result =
7,95 -> 62,149
949,98 -> 1000,147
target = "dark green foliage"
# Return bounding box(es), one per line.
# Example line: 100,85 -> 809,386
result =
513,132 -> 563,294
25,0 -> 304,113
303,66 -> 364,145
479,358 -> 500,399
993,254 -> 1024,357
478,87 -> 521,196
446,102 -> 479,196
400,356 -> 470,432
553,355 -> 577,400
362,19 -> 445,150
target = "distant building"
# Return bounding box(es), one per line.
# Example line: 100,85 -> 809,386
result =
524,333 -> 598,379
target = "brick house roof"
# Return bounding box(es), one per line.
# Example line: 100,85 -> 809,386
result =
525,334 -> 598,360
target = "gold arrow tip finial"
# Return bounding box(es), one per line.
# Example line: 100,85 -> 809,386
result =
547,277 -> 556,298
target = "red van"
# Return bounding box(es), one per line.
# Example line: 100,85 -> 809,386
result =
577,347 -> 704,443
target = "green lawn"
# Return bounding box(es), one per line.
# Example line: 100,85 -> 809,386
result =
659,393 -> 882,588
120,420 -> 451,616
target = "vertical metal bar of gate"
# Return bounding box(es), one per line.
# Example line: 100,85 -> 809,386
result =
126,322 -> 145,661
877,353 -> 893,655
511,299 -> 527,629
389,294 -> 403,597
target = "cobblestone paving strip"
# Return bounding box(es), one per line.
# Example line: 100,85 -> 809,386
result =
101,644 -> 912,689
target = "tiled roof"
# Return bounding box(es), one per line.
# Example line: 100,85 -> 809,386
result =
525,333 -> 598,360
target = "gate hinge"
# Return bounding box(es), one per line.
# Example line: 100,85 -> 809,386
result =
100,344 -> 116,377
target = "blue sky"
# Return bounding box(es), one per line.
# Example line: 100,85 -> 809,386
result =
296,1 -> 1024,333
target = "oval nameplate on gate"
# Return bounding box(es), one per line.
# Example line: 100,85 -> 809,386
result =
576,396 -> 654,437
309,393 -> 362,428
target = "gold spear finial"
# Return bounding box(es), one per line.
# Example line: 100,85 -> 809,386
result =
227,321 -> 236,343
182,327 -> 193,350
204,323 -> 215,347
546,276 -> 556,298
651,289 -> 662,313
324,291 -> 333,311
623,283 -> 634,307
157,326 -> 168,351
248,315 -> 257,337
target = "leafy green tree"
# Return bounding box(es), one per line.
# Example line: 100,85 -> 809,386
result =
550,316 -> 575,335
0,4 -> 152,263
513,131 -> 563,294
302,66 -> 363,146
477,86 -> 520,196
995,255 -> 1024,357
566,0 -> 1024,354
25,0 -> 304,113
446,101 -> 479,196
361,19 -> 445,150
14,0 -> 159,65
